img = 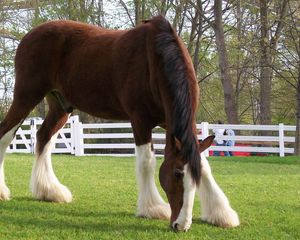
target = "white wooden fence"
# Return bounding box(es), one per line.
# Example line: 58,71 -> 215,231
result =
6,115 -> 296,157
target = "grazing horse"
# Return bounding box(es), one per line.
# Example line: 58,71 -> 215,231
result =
0,16 -> 239,231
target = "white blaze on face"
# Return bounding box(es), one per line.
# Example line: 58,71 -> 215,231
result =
172,164 -> 196,231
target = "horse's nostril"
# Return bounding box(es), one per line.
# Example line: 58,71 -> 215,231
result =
172,223 -> 179,232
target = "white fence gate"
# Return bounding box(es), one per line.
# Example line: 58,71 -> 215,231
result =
6,115 -> 296,157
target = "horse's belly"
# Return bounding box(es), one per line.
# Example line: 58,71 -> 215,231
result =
57,55 -> 128,120
76,102 -> 129,121
62,83 -> 129,120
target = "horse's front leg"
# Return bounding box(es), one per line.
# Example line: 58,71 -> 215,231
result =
198,153 -> 240,227
135,142 -> 171,220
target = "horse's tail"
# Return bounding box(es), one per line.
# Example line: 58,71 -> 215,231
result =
153,16 -> 201,185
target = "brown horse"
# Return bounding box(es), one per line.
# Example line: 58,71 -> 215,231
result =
0,16 -> 239,231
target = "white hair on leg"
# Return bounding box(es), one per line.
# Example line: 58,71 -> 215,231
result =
0,124 -> 20,200
136,143 -> 171,220
172,164 -> 196,232
30,133 -> 72,203
198,153 -> 240,227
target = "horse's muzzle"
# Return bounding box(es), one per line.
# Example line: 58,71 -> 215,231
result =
171,221 -> 190,232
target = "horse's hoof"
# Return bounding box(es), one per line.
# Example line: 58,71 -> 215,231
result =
201,207 -> 240,228
0,185 -> 11,201
172,220 -> 191,232
32,183 -> 72,203
137,203 -> 171,220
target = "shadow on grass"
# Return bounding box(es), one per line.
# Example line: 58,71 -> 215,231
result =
192,219 -> 216,228
4,197 -> 135,218
0,198 -> 169,233
1,215 -> 167,233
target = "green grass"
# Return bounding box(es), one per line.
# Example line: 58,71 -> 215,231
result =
0,154 -> 299,240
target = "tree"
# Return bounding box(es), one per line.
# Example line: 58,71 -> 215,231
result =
212,0 -> 239,124
259,0 -> 288,125
281,1 -> 300,155
0,1 -> 24,120
0,0 -> 299,127
296,51 -> 300,155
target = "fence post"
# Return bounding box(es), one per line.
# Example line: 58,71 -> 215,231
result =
70,116 -> 75,154
279,123 -> 285,157
72,115 -> 84,156
30,119 -> 37,154
201,122 -> 209,157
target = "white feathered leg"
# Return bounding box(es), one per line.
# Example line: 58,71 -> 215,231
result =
136,143 -> 171,220
0,124 -> 19,200
198,153 -> 240,227
30,133 -> 72,203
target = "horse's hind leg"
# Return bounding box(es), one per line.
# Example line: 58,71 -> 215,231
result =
0,121 -> 21,200
30,94 -> 72,203
0,99 -> 40,200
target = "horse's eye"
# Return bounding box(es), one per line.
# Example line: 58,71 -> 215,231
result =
174,168 -> 184,179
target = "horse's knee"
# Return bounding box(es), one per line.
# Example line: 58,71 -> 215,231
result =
136,143 -> 155,169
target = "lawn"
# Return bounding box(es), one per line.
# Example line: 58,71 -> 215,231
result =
0,154 -> 299,240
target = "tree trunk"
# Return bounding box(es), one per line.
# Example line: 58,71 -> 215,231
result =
134,0 -> 141,25
173,1 -> 187,36
192,0 -> 203,76
259,0 -> 287,125
187,2 -> 200,53
160,0 -> 167,16
97,0 -> 104,27
295,40 -> 300,156
235,0 -> 242,116
187,0 -> 202,75
213,0 -> 239,124
259,0 -> 272,125
295,82 -> 300,155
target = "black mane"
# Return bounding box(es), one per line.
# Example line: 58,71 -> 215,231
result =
154,16 -> 201,185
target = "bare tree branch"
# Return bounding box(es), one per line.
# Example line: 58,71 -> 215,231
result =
119,0 -> 135,27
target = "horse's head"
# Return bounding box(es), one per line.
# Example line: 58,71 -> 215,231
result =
159,135 -> 215,231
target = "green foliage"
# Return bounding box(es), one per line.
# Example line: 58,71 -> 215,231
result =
0,1 -> 299,125
0,154 -> 299,239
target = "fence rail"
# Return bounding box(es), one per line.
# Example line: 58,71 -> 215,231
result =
6,115 -> 296,157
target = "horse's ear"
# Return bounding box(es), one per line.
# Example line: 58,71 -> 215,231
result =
174,137 -> 182,152
198,135 -> 215,152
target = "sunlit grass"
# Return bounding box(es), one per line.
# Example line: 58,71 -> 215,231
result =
0,154 -> 299,239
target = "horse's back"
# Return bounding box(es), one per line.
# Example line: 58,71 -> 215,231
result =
15,20 -> 122,77
15,21 -> 104,87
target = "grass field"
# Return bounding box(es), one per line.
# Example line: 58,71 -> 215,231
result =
0,154 -> 299,240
